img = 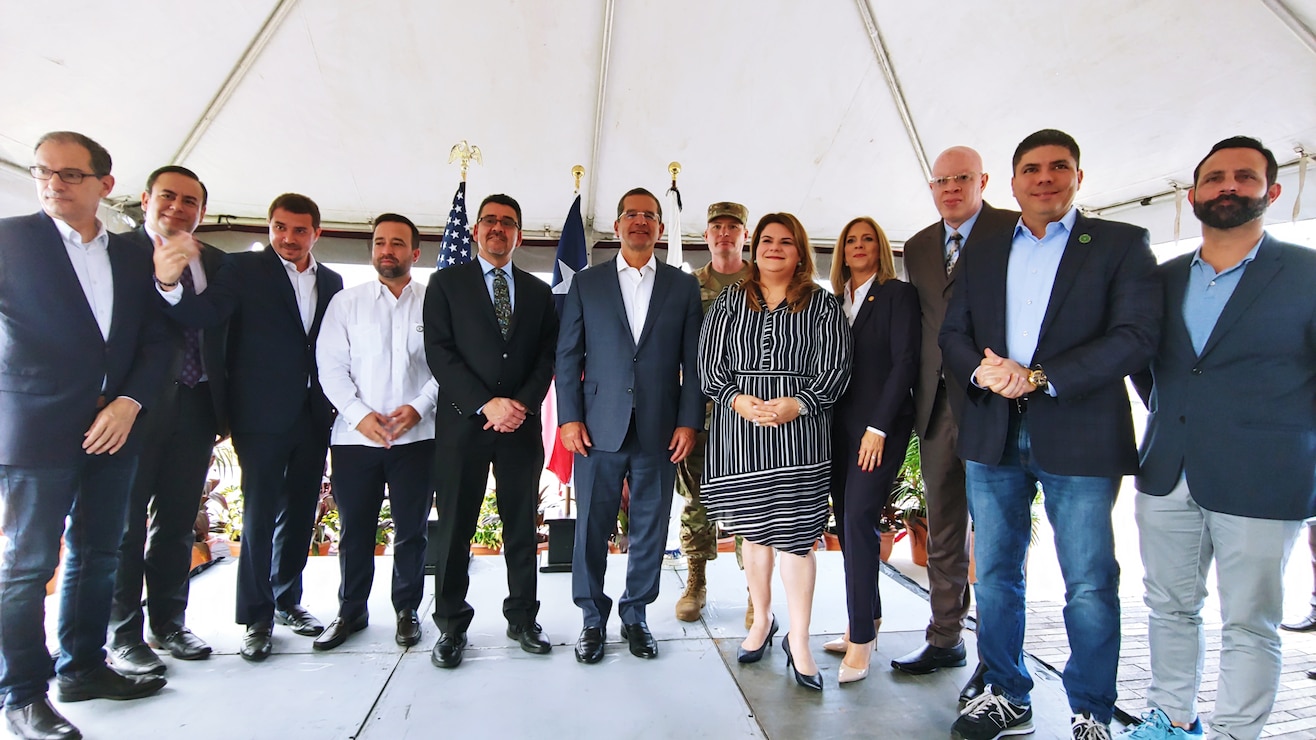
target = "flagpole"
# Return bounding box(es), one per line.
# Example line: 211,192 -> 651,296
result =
665,161 -> 684,268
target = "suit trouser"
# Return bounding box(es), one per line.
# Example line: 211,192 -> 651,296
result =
0,456 -> 136,708
920,383 -> 972,648
330,441 -> 434,621
573,421 -> 676,627
231,406 -> 329,625
109,381 -> 217,645
831,416 -> 912,644
1135,478 -> 1302,740
432,426 -> 543,634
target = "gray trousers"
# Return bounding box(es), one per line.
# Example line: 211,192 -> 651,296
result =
1135,478 -> 1302,740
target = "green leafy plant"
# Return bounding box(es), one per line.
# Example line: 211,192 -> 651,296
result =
891,435 -> 927,522
376,501 -> 394,547
471,489 -> 503,550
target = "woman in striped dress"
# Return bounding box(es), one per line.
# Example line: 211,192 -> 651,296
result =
699,212 -> 853,690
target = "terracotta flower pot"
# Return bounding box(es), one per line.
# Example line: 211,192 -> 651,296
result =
906,516 -> 929,567
228,539 -> 242,558
879,530 -> 896,562
716,536 -> 737,553
470,544 -> 501,556
823,532 -> 842,551
374,543 -> 387,556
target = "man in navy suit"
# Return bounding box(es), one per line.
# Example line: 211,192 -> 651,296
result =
153,193 -> 343,661
0,131 -> 172,740
1119,137 -> 1316,740
941,129 -> 1161,740
108,166 -> 227,677
557,187 -> 704,663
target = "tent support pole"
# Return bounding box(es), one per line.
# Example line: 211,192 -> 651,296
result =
853,0 -> 930,182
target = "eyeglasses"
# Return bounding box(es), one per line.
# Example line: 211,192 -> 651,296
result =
620,210 -> 660,222
929,172 -> 980,188
30,165 -> 101,184
477,216 -> 519,229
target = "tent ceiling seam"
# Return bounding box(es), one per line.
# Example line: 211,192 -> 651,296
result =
854,0 -> 930,182
1262,0 -> 1316,57
584,0 -> 616,246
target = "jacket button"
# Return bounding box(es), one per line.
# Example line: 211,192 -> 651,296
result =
1179,415 -> 1186,423
627,388 -> 633,394
1191,368 -> 1202,375
502,353 -> 508,359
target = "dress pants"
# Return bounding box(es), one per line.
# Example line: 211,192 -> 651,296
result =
1135,478 -> 1302,740
830,416 -> 912,644
0,456 -> 137,708
432,425 -> 542,634
109,381 -> 218,645
330,441 -> 434,621
572,420 -> 676,628
920,383 -> 972,648
231,405 -> 329,625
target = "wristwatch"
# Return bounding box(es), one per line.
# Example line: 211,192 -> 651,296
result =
795,397 -> 809,416
1028,365 -> 1049,392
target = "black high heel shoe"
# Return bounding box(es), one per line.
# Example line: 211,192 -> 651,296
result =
782,632 -> 823,691
736,617 -> 779,664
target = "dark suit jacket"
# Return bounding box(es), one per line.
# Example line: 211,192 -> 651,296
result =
834,279 -> 921,439
161,246 -> 342,436
556,258 -> 704,454
423,259 -> 558,441
939,213 -> 1161,477
1133,235 -> 1316,520
0,212 -> 174,466
121,227 -> 231,436
903,202 -> 1018,436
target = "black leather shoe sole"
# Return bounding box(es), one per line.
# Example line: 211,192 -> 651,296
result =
890,643 -> 967,675
313,617 -> 369,651
56,673 -> 166,702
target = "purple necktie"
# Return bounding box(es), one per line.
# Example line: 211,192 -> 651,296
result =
178,266 -> 205,387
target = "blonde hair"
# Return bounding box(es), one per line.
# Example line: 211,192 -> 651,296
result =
829,216 -> 897,296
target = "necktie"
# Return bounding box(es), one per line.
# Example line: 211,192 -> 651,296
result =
493,268 -> 511,338
178,266 -> 205,386
945,232 -> 963,276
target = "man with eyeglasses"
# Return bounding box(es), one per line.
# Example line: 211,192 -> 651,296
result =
557,188 -> 703,663
892,147 -> 1017,705
0,131 -> 173,740
423,194 -> 558,669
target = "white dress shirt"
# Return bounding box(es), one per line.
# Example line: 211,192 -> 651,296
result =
316,278 -> 439,447
616,252 -> 657,342
279,253 -> 319,334
841,274 -> 876,326
53,216 -> 113,340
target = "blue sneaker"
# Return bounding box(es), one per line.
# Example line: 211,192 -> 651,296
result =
1115,709 -> 1202,739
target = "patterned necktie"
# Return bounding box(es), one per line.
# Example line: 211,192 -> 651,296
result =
493,267 -> 511,339
945,232 -> 963,276
178,266 -> 205,386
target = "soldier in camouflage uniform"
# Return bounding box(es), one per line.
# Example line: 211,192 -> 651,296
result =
675,202 -> 752,624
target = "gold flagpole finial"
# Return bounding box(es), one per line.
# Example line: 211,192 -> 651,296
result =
448,141 -> 483,182
572,164 -> 585,194
668,161 -> 682,187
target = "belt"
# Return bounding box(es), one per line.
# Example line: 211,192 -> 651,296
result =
1014,396 -> 1029,414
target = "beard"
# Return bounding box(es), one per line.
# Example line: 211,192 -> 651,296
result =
374,260 -> 407,279
1194,193 -> 1269,230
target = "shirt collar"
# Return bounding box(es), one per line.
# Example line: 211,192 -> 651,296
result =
1190,235 -> 1265,274
52,215 -> 108,248
1013,206 -> 1078,241
616,252 -> 657,273
373,277 -> 419,300
945,206 -> 983,245
477,254 -> 512,276
277,250 -> 317,275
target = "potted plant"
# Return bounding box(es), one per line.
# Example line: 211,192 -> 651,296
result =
891,436 -> 929,566
878,509 -> 905,563
471,489 -> 503,555
212,484 -> 244,557
310,483 -> 338,555
375,501 -> 394,556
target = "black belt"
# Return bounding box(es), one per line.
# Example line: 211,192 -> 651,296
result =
1014,396 -> 1029,414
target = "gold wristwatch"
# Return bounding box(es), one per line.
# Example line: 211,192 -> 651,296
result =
1028,365 -> 1049,392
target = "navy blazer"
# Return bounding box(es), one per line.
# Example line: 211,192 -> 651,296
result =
834,278 -> 921,439
939,214 -> 1161,477
1133,235 -> 1316,520
0,212 -> 174,466
161,246 -> 342,436
556,258 -> 704,454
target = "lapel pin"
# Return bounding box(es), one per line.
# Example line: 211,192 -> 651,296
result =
1078,233 -> 1092,244
867,296 -> 874,302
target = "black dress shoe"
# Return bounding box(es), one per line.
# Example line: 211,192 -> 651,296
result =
107,643 -> 166,676
313,615 -> 369,651
782,633 -> 823,691
56,664 -> 166,702
620,621 -> 658,659
958,662 -> 989,707
275,605 -> 325,636
240,623 -> 274,662
395,609 -> 422,647
1307,668 -> 1316,681
575,627 -> 605,664
1281,609 -> 1316,632
890,640 -> 967,674
737,616 -> 778,664
430,631 -> 467,669
507,622 -> 552,654
4,698 -> 81,739
150,629 -> 212,661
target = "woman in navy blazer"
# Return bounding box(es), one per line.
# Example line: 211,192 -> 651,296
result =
825,216 -> 921,683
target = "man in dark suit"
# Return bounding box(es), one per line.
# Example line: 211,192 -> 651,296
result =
0,131 -> 171,740
940,129 -> 1161,740
1121,137 -> 1316,740
893,147 -> 1017,705
108,166 -> 226,677
153,193 -> 343,661
423,194 -> 558,669
557,187 -> 704,664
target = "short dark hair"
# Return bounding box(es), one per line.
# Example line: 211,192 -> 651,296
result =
372,212 -> 421,249
477,193 -> 522,226
615,187 -> 663,221
267,193 -> 321,230
1193,136 -> 1279,187
34,131 -> 112,176
1012,129 -> 1081,171
145,165 -> 208,207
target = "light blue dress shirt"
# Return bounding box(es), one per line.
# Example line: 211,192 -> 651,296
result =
1183,237 -> 1263,356
945,206 -> 982,258
477,254 -> 516,311
1006,207 -> 1077,370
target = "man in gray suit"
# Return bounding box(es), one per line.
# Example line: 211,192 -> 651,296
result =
557,187 -> 704,664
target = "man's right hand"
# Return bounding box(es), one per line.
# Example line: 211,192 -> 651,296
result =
356,411 -> 394,448
152,232 -> 201,289
559,421 -> 592,457
482,397 -> 528,433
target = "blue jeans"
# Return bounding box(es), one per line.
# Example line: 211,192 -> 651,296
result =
0,457 -> 136,708
965,414 -> 1120,723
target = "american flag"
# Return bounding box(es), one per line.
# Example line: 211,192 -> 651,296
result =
436,181 -> 472,270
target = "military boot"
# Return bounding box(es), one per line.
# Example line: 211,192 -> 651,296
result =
675,559 -> 708,622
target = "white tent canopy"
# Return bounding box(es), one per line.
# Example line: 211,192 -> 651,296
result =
3,0 -> 1315,270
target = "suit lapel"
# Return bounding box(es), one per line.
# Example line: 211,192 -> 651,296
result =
1198,237 -> 1282,360
1160,254 -> 1195,356
850,280 -> 878,334
603,260 -> 638,351
636,263 -> 670,350
1037,215 -> 1094,342
310,264 -> 337,336
263,247 -> 303,330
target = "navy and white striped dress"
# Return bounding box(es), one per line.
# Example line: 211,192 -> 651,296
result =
698,283 -> 853,555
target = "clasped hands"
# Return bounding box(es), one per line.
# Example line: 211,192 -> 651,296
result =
732,393 -> 802,428
483,397 -> 527,433
355,405 -> 422,448
976,348 -> 1037,400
